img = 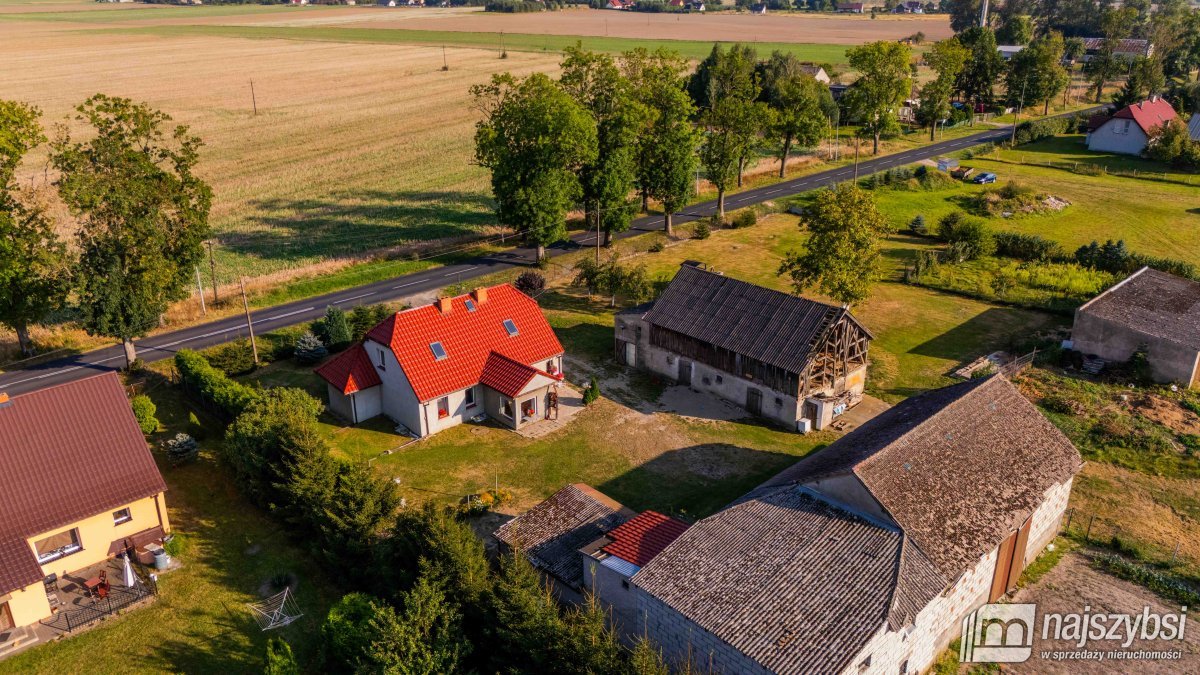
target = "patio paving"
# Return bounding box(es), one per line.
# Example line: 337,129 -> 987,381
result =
516,383 -> 587,439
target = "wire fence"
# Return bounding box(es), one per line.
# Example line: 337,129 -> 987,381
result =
1059,508 -> 1194,572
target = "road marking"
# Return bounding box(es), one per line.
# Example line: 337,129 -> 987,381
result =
260,307 -> 315,323
444,266 -> 478,277
2,355 -> 124,387
332,292 -> 376,305
393,280 -> 425,290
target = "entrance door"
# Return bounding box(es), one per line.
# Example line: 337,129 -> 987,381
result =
0,602 -> 13,632
678,359 -> 692,386
746,388 -> 762,416
989,517 -> 1032,601
624,342 -> 636,367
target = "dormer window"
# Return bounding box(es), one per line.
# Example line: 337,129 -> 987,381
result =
465,298 -> 477,312
430,342 -> 448,361
502,319 -> 518,337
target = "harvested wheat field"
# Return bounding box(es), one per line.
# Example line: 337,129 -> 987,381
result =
0,22 -> 558,281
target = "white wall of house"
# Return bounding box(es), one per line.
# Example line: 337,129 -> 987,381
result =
365,338 -> 422,435
585,555 -> 641,637
1087,119 -> 1150,155
419,385 -> 483,437
326,383 -> 355,422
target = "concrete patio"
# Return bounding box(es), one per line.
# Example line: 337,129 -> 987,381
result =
516,383 -> 587,439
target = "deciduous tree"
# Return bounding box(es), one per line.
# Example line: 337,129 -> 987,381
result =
1086,8 -> 1138,103
761,56 -> 832,177
845,41 -> 912,155
956,27 -> 1005,108
51,94 -> 212,367
778,184 -> 890,305
1005,32 -> 1070,115
472,73 -> 597,262
916,38 -> 970,140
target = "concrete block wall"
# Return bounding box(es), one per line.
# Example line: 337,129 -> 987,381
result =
635,590 -> 770,674
1071,314 -> 1199,386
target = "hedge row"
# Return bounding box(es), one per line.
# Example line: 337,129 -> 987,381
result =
175,349 -> 261,419
1012,116 -> 1070,146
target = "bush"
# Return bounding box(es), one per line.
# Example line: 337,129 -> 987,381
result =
583,375 -> 600,405
938,215 -> 994,262
175,350 -> 261,418
265,637 -> 299,675
166,432 -> 199,465
647,239 -> 666,253
909,214 -> 928,236
992,232 -> 1064,262
294,331 -> 328,365
323,593 -> 381,671
693,218 -> 712,240
205,338 -> 258,376
1074,238 -> 1200,280
1012,116 -> 1070,145
130,395 -> 159,435
163,533 -> 188,558
513,271 -> 546,296
730,209 -> 757,229
319,306 -> 352,352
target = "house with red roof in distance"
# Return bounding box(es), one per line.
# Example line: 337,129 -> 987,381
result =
1086,96 -> 1176,156
315,284 -> 565,437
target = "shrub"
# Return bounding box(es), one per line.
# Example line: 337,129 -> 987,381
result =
294,331 -> 328,365
319,306 -> 352,352
583,375 -> 600,405
323,593 -> 381,671
166,432 -> 199,465
175,350 -> 260,418
693,218 -> 712,240
1012,116 -> 1070,145
992,232 -> 1064,262
731,209 -> 757,229
940,217 -> 994,261
265,637 -> 299,675
163,533 -> 188,558
909,215 -> 928,236
513,270 -> 546,296
349,304 -> 392,342
205,338 -> 258,376
647,239 -> 666,253
934,211 -> 967,240
130,395 -> 159,435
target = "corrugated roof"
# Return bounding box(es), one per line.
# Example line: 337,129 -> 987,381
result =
1078,267 -> 1200,352
314,344 -> 382,395
641,264 -> 868,375
633,486 -> 945,675
494,484 -> 635,589
366,284 -> 563,403
0,373 -> 167,594
764,374 -> 1082,580
600,511 -> 689,567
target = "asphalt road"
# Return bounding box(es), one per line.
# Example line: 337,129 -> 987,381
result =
0,123 -> 1024,397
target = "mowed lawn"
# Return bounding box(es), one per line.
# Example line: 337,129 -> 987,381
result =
868,136 -> 1200,265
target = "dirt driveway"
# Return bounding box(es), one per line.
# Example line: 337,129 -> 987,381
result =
1004,552 -> 1200,673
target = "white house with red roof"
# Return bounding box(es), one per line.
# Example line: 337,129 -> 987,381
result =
1087,97 -> 1176,156
315,284 -> 565,436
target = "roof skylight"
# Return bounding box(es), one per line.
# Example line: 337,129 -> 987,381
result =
430,342 -> 448,361
502,319 -> 518,337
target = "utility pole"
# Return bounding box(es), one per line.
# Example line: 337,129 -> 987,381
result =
594,201 -> 602,265
978,0 -> 989,28
195,266 -> 207,316
853,137 -> 860,180
442,46 -> 449,71
239,276 -> 259,365
250,80 -> 258,116
206,240 -> 219,304
1010,74 -> 1028,146
499,32 -> 504,58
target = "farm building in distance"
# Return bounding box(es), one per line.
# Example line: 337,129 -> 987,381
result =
0,374 -> 171,644
614,263 -> 872,431
1069,267 -> 1200,388
316,284 -> 567,436
1086,97 -> 1176,155
501,375 -> 1082,674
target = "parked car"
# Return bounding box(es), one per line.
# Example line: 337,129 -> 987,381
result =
972,172 -> 997,184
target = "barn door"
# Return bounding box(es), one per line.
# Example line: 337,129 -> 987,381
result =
989,517 -> 1032,601
678,360 -> 692,386
746,389 -> 762,415
624,342 -> 636,367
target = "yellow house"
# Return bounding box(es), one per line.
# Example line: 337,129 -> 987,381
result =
0,373 -> 170,641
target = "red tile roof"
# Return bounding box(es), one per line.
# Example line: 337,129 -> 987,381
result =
1112,97 -> 1176,134
478,352 -> 560,398
315,344 -> 382,395
0,373 -> 167,594
366,284 -> 564,403
601,510 -> 689,567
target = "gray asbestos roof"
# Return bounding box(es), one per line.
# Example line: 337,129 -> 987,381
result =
1078,267 -> 1200,352
640,264 -> 871,375
632,486 -> 946,675
493,484 -> 635,589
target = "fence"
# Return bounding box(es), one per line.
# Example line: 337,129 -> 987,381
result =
1059,508 -> 1194,571
40,579 -> 157,635
998,348 -> 1036,378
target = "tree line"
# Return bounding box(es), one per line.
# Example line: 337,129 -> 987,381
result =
0,96 -> 211,365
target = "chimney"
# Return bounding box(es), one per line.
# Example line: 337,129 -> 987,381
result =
471,287 -> 488,304
0,392 -> 9,407
436,297 -> 453,314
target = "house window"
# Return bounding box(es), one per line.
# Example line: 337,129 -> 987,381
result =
430,342 -> 448,361
465,387 -> 477,409
520,397 -> 537,422
113,508 -> 132,525
546,360 -> 556,374
502,319 -> 519,337
437,397 -> 450,419
500,399 -> 514,419
465,298 -> 477,312
34,529 -> 82,564
857,655 -> 872,673
377,348 -> 386,371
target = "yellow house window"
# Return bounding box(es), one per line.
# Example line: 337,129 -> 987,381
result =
113,508 -> 132,525
34,529 -> 82,564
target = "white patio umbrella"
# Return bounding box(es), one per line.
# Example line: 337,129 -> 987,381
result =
122,553 -> 136,587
